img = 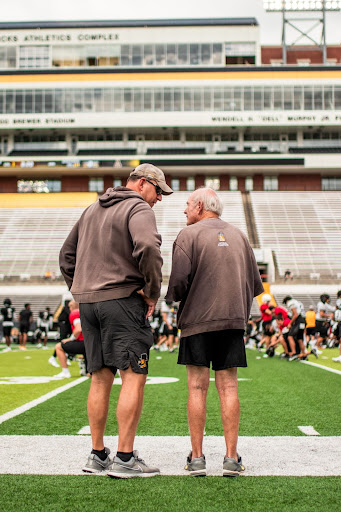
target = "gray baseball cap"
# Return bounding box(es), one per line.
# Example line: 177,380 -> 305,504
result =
130,163 -> 173,195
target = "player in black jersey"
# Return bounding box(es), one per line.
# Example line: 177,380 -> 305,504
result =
1,298 -> 15,352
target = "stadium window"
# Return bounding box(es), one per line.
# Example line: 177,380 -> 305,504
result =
225,42 -> 256,66
322,177 -> 341,191
334,87 -> 341,110
212,43 -> 222,65
17,179 -> 58,193
186,177 -> 195,191
264,176 -> 278,191
0,46 -> 16,68
89,177 -> 104,193
113,178 -> 122,187
142,45 -> 153,66
46,179 -> 61,192
166,44 -> 176,65
171,179 -> 180,191
229,176 -> 238,191
178,44 -> 188,65
155,44 -> 166,66
19,46 -> 49,69
245,177 -> 253,191
205,177 -> 220,191
201,44 -> 211,65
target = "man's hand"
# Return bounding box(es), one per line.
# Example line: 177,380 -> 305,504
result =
137,290 -> 157,318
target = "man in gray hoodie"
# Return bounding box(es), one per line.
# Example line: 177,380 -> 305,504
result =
60,163 -> 173,478
166,188 -> 263,477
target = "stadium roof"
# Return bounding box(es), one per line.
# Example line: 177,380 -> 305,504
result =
0,18 -> 259,30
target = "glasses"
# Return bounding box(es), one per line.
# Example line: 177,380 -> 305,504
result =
145,179 -> 162,196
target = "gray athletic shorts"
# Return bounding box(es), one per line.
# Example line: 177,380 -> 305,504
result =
79,294 -> 153,374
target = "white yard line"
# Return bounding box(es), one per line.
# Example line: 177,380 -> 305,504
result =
0,435 -> 340,476
300,360 -> 341,375
0,377 -> 88,424
298,426 -> 320,436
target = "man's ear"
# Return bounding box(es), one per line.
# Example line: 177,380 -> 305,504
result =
197,200 -> 204,213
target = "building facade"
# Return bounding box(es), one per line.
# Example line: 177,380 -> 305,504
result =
0,19 -> 340,193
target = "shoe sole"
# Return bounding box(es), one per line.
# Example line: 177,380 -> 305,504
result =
82,467 -> 109,474
223,470 -> 244,477
107,471 -> 160,479
186,470 -> 207,477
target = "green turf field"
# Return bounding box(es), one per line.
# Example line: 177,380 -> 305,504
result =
0,475 -> 340,512
0,344 -> 340,511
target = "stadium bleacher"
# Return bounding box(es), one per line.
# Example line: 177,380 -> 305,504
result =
250,191 -> 341,279
0,193 -> 97,279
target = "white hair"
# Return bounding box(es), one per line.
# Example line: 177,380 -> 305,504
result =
191,187 -> 223,217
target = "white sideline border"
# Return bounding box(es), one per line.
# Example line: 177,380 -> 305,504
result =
300,360 -> 341,375
0,377 -> 88,424
0,435 -> 340,476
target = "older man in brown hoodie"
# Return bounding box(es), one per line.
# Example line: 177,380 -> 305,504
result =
166,187 -> 263,477
60,163 -> 172,478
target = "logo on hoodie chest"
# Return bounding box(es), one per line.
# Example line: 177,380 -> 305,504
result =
218,232 -> 228,247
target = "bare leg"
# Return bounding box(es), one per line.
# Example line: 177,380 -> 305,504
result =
55,342 -> 68,368
186,365 -> 210,458
88,367 -> 114,450
287,335 -> 296,355
116,367 -> 147,452
21,332 -> 27,349
215,367 -> 240,461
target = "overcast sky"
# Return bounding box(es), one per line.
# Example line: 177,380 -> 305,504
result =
2,0 -> 341,45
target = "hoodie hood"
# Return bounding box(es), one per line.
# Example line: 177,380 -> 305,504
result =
99,187 -> 143,208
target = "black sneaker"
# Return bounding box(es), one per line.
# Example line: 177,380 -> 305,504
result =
310,347 -> 318,359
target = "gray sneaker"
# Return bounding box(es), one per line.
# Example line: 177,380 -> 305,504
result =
107,450 -> 160,479
184,451 -> 206,476
223,455 -> 245,477
82,447 -> 112,473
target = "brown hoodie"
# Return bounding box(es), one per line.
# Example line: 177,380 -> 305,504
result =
59,187 -> 163,303
165,218 -> 264,337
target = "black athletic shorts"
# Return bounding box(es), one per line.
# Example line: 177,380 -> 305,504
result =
79,294 -> 153,375
315,320 -> 329,338
262,321 -> 272,335
306,327 -> 316,336
20,323 -> 30,334
172,326 -> 178,336
3,326 -> 12,337
61,339 -> 86,356
288,316 -> 305,341
178,329 -> 247,371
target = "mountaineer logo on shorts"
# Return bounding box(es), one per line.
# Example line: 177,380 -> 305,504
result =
138,353 -> 148,369
218,232 -> 228,247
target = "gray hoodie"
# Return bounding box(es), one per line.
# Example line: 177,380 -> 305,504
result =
59,187 -> 163,303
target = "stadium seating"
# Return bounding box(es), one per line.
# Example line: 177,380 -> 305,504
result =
250,192 -> 341,279
0,193 -> 97,278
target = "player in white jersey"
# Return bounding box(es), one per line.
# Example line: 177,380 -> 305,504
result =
282,296 -> 308,361
315,294 -> 335,351
332,301 -> 341,363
